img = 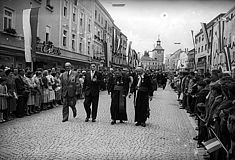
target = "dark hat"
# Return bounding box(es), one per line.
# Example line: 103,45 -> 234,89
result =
0,77 -> 7,83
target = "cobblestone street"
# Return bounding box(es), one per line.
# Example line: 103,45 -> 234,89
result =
0,85 -> 200,160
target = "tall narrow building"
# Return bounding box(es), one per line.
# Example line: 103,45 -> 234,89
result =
152,36 -> 164,70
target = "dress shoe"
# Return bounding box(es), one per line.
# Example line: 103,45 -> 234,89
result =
193,136 -> 199,141
92,119 -> 96,122
85,118 -> 89,122
111,120 -> 116,125
179,107 -> 185,109
62,119 -> 68,122
135,122 -> 141,126
141,122 -> 146,127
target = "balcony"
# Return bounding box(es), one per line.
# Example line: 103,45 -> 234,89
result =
0,31 -> 24,50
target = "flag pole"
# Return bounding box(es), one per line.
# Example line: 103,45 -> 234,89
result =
191,30 -> 196,71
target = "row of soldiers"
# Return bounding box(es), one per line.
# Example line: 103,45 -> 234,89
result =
172,70 -> 235,160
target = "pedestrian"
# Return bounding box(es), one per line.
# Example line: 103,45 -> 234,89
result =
47,69 -> 56,108
130,66 -> 153,127
15,69 -> 29,118
0,77 -> 9,123
60,62 -> 80,122
109,69 -> 129,125
54,71 -> 62,106
83,63 -> 101,122
25,71 -> 36,115
41,70 -> 49,110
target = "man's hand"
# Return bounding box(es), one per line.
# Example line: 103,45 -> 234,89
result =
149,96 -> 153,101
128,93 -> 133,98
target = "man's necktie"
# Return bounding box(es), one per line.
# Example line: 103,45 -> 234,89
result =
67,71 -> 70,79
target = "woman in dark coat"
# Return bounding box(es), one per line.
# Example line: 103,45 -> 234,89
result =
109,70 -> 129,125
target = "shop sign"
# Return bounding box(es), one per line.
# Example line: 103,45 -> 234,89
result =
36,42 -> 61,55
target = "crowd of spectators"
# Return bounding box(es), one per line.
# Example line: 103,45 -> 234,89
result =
170,70 -> 235,160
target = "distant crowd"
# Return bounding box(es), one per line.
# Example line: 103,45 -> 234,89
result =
170,70 -> 235,160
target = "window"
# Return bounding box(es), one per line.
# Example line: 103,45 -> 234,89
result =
198,47 -> 200,53
3,8 -> 13,30
73,0 -> 77,5
201,46 -> 203,52
202,34 -> 204,41
195,38 -> 197,44
79,38 -> 82,53
63,30 -> 67,46
95,10 -> 97,20
205,44 -> 207,50
72,34 -> 76,50
63,0 -> 68,17
80,13 -> 83,26
199,36 -> 201,43
98,14 -> 100,22
46,26 -> 51,42
88,19 -> 91,32
101,17 -> 103,25
98,30 -> 100,38
72,7 -> 76,22
88,42 -> 90,55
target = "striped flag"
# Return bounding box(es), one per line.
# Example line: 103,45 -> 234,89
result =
23,8 -> 39,62
202,138 -> 222,153
127,41 -> 132,65
201,23 -> 210,52
23,7 -> 39,62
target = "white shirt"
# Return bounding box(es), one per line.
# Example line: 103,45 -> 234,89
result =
91,70 -> 95,79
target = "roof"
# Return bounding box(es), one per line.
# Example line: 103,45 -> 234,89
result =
152,45 -> 164,51
141,55 -> 153,61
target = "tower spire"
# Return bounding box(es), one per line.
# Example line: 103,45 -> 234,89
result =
157,34 -> 161,46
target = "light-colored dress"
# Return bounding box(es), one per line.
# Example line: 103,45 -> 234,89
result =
0,84 -> 8,111
25,77 -> 35,106
33,76 -> 42,107
54,77 -> 61,101
47,75 -> 55,102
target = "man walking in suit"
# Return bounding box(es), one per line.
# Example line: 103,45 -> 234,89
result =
61,62 -> 80,122
83,63 -> 101,122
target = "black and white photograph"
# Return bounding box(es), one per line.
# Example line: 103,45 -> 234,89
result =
0,0 -> 235,159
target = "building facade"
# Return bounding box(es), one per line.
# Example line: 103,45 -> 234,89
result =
0,0 -> 98,70
152,37 -> 164,70
195,13 -> 225,75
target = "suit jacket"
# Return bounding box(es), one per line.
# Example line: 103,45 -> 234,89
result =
61,71 -> 80,98
15,75 -> 28,96
130,73 -> 153,97
83,71 -> 101,97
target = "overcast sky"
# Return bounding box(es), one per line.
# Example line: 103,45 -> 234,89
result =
100,0 -> 234,57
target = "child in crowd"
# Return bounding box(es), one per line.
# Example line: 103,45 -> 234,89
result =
0,77 -> 8,123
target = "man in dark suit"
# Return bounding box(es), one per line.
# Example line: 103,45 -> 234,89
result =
15,69 -> 29,117
83,63 -> 101,122
60,62 -> 80,122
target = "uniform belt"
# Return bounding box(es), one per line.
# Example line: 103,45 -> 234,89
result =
114,85 -> 123,91
138,87 -> 148,92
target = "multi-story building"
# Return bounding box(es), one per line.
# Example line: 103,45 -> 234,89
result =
152,37 -> 164,70
140,51 -> 158,70
120,32 -> 127,66
0,0 -> 96,69
187,49 -> 195,72
195,13 -> 225,75
168,49 -> 181,73
82,0 -> 114,68
223,6 -> 235,77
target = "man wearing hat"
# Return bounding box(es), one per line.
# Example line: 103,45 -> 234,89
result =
129,66 -> 153,127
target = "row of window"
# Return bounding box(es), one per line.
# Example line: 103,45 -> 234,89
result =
197,44 -> 208,53
195,30 -> 212,44
62,30 -> 91,54
95,9 -> 112,34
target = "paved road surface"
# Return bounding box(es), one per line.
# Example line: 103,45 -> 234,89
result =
0,85 -> 200,160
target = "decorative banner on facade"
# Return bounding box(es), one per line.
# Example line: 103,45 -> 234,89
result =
201,23 -> 210,52
224,46 -> 232,71
23,8 -> 39,62
127,41 -> 132,65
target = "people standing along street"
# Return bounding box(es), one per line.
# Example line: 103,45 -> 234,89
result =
83,63 -> 101,122
108,69 -> 129,125
130,66 -> 154,127
15,69 -> 29,118
60,62 -> 80,122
